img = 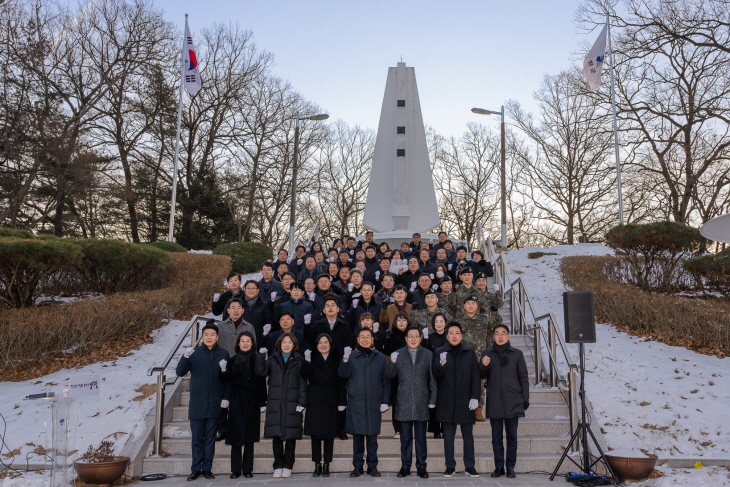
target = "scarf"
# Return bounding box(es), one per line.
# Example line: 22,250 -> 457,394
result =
395,301 -> 408,312
232,318 -> 243,330
232,349 -> 254,376
356,344 -> 373,355
290,296 -> 302,304
493,340 -> 511,367
282,351 -> 292,363
244,295 -> 258,308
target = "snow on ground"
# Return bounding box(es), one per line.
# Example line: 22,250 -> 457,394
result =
636,465 -> 730,486
505,244 -> 730,459
0,316 -> 207,475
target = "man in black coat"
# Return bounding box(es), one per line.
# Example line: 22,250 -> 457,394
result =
305,293 -> 352,357
212,272 -> 244,320
348,282 -> 383,331
175,323 -> 229,481
339,328 -> 390,478
432,322 -> 481,478
259,262 -> 283,305
479,324 -> 530,479
241,280 -> 274,343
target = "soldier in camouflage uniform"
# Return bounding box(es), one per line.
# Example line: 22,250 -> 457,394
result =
455,294 -> 498,421
475,272 -> 504,327
409,288 -> 452,331
447,267 -> 489,316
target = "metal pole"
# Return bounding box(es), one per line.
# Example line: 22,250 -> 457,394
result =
500,106 -> 507,248
518,280 -> 526,335
607,16 -> 624,224
288,114 -> 301,255
153,372 -> 165,455
191,319 -> 199,348
167,15 -> 187,243
510,289 -> 517,334
569,364 -> 579,452
548,317 -> 557,387
533,323 -> 542,386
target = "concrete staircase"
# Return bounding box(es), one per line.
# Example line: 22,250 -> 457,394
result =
142,338 -> 574,476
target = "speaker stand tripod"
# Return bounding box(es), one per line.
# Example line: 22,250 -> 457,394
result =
550,343 -> 619,485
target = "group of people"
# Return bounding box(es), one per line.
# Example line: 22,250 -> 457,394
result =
177,231 -> 530,481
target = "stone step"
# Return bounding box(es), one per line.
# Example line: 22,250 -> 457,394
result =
162,417 -> 570,438
161,434 -> 569,456
172,402 -> 567,422
142,452 -> 573,476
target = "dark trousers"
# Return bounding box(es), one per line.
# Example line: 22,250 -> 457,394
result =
311,437 -> 334,463
352,434 -> 378,468
190,418 -> 217,473
442,422 -> 475,469
337,410 -> 347,435
217,407 -> 227,436
272,437 -> 296,469
400,420 -> 427,471
490,417 -> 519,470
427,408 -> 443,436
230,443 -> 254,475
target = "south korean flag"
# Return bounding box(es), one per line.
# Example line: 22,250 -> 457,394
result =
583,23 -> 607,92
182,18 -> 202,95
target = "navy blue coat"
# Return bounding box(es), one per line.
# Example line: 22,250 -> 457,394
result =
176,343 -> 229,420
338,348 -> 391,436
275,298 -> 314,333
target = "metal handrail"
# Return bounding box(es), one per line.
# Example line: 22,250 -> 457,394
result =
146,315 -> 209,456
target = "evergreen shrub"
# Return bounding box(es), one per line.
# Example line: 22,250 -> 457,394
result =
213,241 -> 272,273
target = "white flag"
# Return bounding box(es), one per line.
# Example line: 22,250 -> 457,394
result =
182,19 -> 202,95
583,24 -> 607,92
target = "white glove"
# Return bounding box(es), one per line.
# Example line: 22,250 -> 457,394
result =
259,347 -> 268,355
260,406 -> 266,413
375,271 -> 380,280
422,327 -> 429,339
352,292 -> 361,298
348,282 -> 354,292
448,264 -> 453,271
221,399 -> 229,408
263,324 -> 271,336
352,298 -> 359,308
308,292 -> 315,300
373,322 -> 380,333
219,359 -> 227,372
428,404 -> 436,409
380,404 -> 389,413
468,399 -> 478,410
390,352 -> 398,363
183,347 -> 195,358
494,284 -> 500,291
343,346 -> 352,360
213,293 -> 221,302
286,257 -> 292,264
429,238 -> 433,244
349,249 -> 354,255
304,314 -> 311,324
296,405 -> 304,413
439,352 -> 447,365
410,282 -> 417,291
430,273 -> 434,279
389,296 -> 395,303
338,406 -> 346,412
304,349 -> 311,362
271,292 -> 278,301
297,258 -> 303,265
432,284 -> 439,290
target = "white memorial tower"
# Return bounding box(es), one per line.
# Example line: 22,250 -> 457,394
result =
363,62 -> 440,247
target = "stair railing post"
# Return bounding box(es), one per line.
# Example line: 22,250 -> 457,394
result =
191,319 -> 199,348
533,322 -> 542,386
153,372 -> 165,456
569,364 -> 579,452
518,280 -> 526,335
510,288 -> 517,334
548,317 -> 558,388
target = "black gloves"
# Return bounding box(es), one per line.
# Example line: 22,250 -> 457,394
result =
523,402 -> 530,410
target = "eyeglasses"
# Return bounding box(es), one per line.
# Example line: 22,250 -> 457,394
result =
493,332 -> 509,337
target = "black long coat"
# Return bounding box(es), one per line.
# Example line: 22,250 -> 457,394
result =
479,346 -> 530,419
305,316 -> 352,356
242,296 -> 273,343
300,350 -> 347,438
220,351 -> 267,445
424,330 -> 447,353
255,351 -> 307,440
432,343 -> 480,424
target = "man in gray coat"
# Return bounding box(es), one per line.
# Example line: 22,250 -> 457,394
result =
386,326 -> 437,478
338,327 -> 391,478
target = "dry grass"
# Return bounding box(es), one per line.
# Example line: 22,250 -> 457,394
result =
560,255 -> 730,357
0,253 -> 230,380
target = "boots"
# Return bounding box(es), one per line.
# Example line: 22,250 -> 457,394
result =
312,463 -> 322,477
475,403 -> 486,422
322,463 -> 330,477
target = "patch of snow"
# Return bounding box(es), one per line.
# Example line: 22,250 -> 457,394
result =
505,244 -> 730,459
636,465 -> 730,486
188,249 -> 212,254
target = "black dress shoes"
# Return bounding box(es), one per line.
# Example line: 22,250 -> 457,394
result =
491,467 -> 505,478
397,468 -> 411,477
202,471 -> 214,479
368,467 -> 381,477
313,463 -> 322,477
507,468 -> 516,478
229,473 -> 239,479
322,463 -> 330,477
187,471 -> 201,481
243,473 -> 253,478
417,469 -> 429,478
350,466 -> 364,477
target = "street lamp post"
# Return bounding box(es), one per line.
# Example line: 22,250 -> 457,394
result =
472,106 -> 506,249
289,112 -> 329,255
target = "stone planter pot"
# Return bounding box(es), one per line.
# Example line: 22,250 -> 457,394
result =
605,454 -> 657,481
74,457 -> 129,486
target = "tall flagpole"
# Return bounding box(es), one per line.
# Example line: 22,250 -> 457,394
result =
167,14 -> 187,242
607,15 -> 624,224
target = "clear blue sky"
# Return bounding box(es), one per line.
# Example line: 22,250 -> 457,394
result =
155,0 -> 594,138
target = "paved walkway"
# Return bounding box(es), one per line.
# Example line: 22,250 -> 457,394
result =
147,471 -> 570,486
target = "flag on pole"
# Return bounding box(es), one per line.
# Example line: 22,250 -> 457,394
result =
583,23 -> 607,91
182,19 -> 202,95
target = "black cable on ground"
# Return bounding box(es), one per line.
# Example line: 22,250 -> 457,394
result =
140,473 -> 170,481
